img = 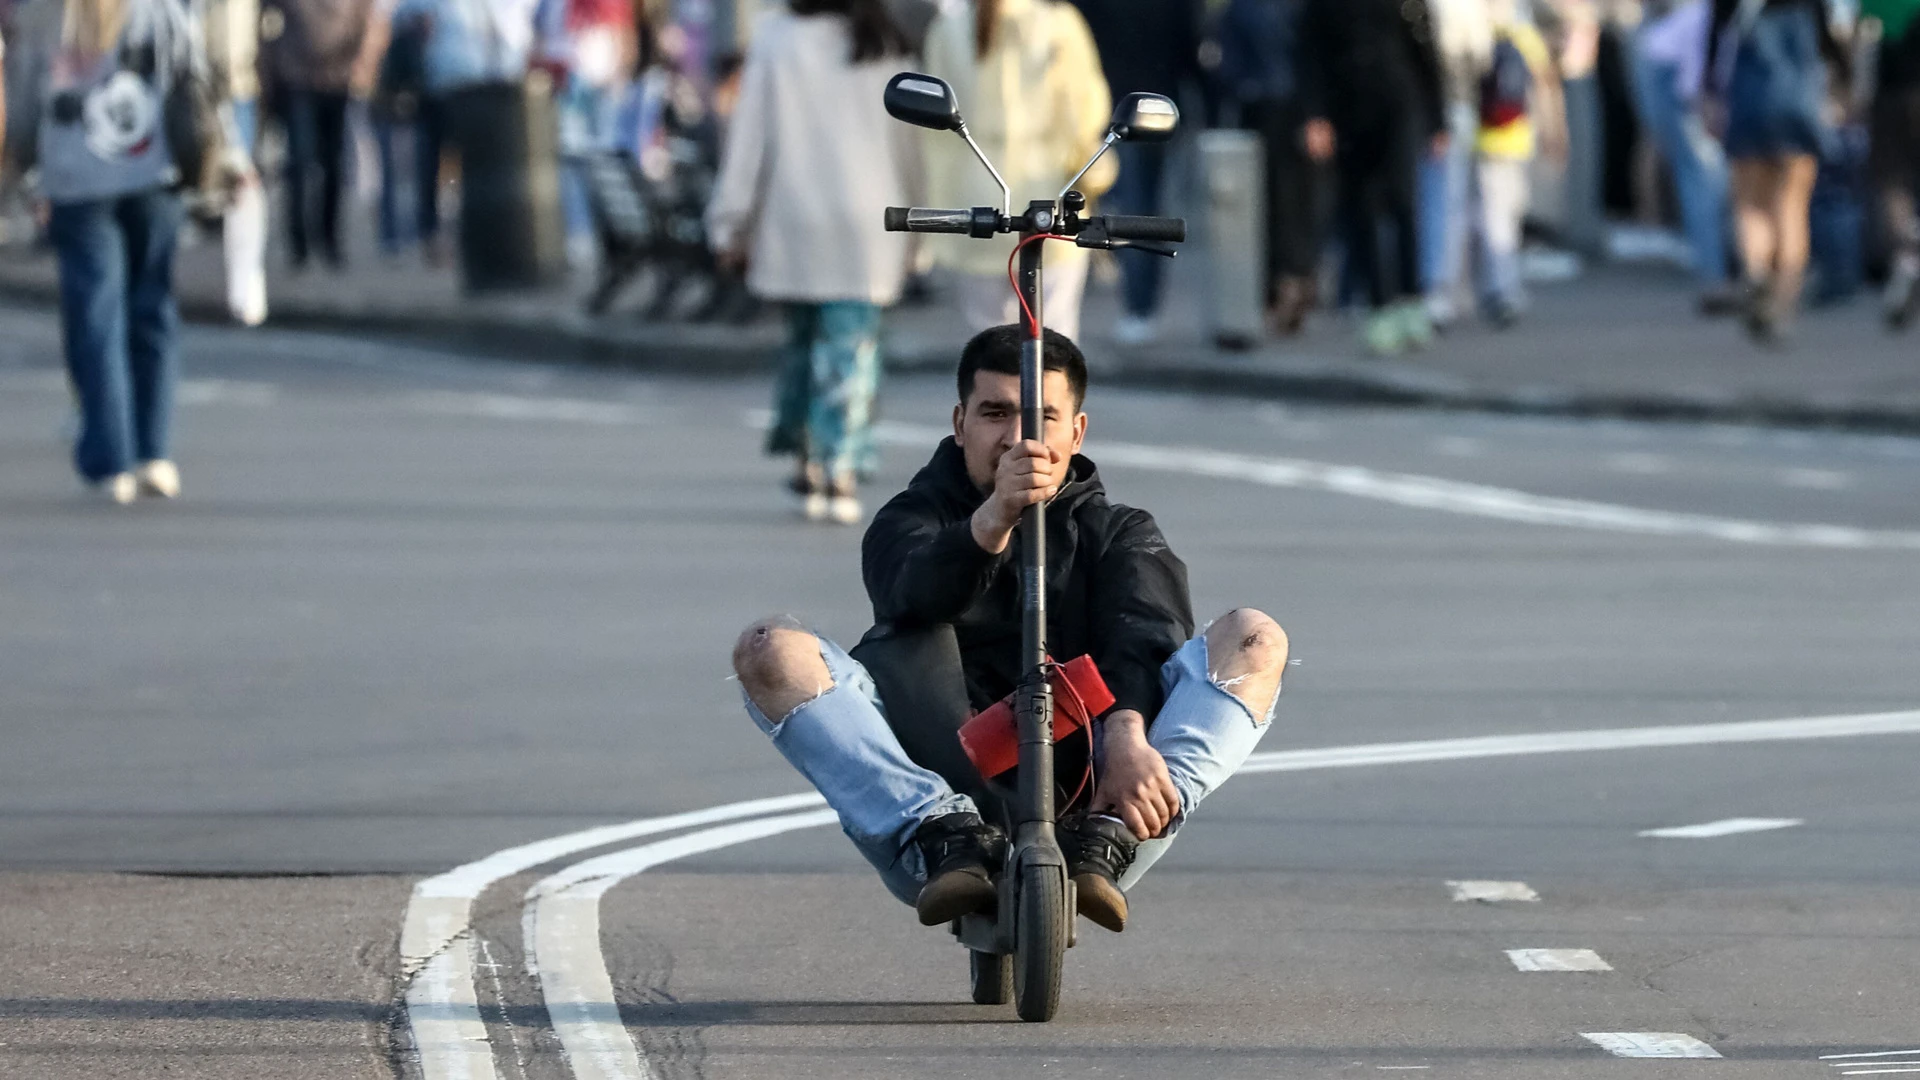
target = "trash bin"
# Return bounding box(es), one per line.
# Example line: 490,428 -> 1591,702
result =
447,77 -> 567,293
1198,129 -> 1266,350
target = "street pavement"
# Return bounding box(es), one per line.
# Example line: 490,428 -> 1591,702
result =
1,301 -> 1918,1078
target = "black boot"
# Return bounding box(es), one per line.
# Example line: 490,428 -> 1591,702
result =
1058,812 -> 1140,932
912,813 -> 1004,926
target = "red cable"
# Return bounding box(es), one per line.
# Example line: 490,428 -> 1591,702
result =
1050,660 -> 1098,812
1006,234 -> 1073,337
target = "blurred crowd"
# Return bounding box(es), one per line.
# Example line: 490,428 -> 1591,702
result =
1,0 -> 1917,511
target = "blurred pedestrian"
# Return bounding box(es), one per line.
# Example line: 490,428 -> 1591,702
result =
261,0 -> 376,270
206,0 -> 268,323
1215,0 -> 1324,336
7,0 -> 206,501
389,0 -> 539,264
920,0 -> 1114,343
705,0 -> 914,525
1300,0 -> 1449,356
534,0 -> 634,267
1070,0 -> 1203,345
1474,0 -> 1558,326
1864,0 -> 1920,327
1631,0 -> 1739,314
1707,0 -> 1849,342
1422,0 -> 1493,330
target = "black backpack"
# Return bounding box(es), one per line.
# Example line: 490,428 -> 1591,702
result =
1479,34 -> 1531,128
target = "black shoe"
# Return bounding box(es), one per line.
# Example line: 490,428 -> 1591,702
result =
913,813 -> 1004,926
1058,812 -> 1139,933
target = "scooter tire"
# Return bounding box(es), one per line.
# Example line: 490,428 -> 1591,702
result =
969,949 -> 1012,1005
1013,864 -> 1066,1022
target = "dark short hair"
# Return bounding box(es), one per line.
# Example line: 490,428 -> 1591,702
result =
957,325 -> 1089,410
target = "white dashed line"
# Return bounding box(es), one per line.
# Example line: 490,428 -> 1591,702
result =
176,378 -> 279,406
1448,880 -> 1540,903
1823,1051 -> 1920,1060
1581,1032 -> 1722,1058
1506,949 -> 1612,972
1782,468 -> 1854,490
1606,452 -> 1671,475
411,391 -> 648,425
1638,817 -> 1804,839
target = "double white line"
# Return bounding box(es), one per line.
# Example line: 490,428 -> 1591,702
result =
399,707 -> 1920,1080
400,793 -> 830,1080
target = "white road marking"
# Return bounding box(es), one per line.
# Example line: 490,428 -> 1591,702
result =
1824,1051 -> 1920,1060
1239,710 -> 1920,775
400,792 -> 825,1080
412,391 -> 647,425
1782,468 -> 1854,490
1606,452 -> 1671,475
1581,1032 -> 1722,1058
864,420 -> 1920,549
1838,1070 -> 1920,1075
176,378 -> 279,406
1507,949 -> 1612,972
1448,880 -> 1540,903
525,809 -> 841,1080
1638,817 -> 1804,839
418,706 -> 1920,1076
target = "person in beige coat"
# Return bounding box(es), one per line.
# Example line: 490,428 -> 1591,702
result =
919,0 -> 1114,342
203,0 -> 268,324
706,0 -> 917,524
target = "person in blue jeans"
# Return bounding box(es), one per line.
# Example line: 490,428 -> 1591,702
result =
1631,0 -> 1739,315
13,0 -> 197,502
731,327 -> 1289,933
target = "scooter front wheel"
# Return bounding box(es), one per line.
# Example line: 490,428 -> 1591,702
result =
969,949 -> 1012,1005
1013,864 -> 1066,1021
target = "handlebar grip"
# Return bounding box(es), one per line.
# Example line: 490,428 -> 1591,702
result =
1100,215 -> 1187,243
884,207 -> 972,233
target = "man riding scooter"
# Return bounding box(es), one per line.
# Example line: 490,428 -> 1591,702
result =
731,323 -> 1289,932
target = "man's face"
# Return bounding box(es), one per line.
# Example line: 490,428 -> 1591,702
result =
953,370 -> 1089,492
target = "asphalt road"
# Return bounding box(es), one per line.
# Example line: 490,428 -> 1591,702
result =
1,302 -> 1917,1079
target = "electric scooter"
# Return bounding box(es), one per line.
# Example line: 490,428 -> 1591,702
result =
880,73 -> 1185,1023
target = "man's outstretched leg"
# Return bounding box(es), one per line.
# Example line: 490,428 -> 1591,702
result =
732,617 -> 1004,923
1064,608 -> 1290,932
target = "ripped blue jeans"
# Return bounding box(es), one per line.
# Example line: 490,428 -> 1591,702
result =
742,632 -> 1279,905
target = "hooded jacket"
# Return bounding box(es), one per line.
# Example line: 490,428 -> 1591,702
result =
861,437 -> 1194,724
919,0 -> 1115,279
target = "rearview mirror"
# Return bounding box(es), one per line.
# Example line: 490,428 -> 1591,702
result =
1110,93 -> 1178,142
884,72 -> 963,132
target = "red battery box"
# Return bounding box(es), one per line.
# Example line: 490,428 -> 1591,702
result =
958,655 -> 1116,780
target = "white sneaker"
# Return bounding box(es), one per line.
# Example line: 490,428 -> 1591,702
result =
101,472 -> 138,505
1113,314 -> 1158,346
803,491 -> 830,522
827,494 -> 862,526
136,459 -> 181,498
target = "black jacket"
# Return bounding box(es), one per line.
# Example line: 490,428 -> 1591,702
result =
862,438 -> 1194,724
1069,0 -> 1206,99
1298,0 -> 1445,142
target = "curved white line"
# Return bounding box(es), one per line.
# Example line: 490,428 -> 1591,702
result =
525,810 -> 841,1080
516,706 -> 1920,1080
864,419 -> 1920,550
400,792 -> 825,1080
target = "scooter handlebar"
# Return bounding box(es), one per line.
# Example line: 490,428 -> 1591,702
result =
884,207 -> 973,233
1097,215 -> 1186,243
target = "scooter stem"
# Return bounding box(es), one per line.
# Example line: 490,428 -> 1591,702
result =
1016,198 -> 1056,834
